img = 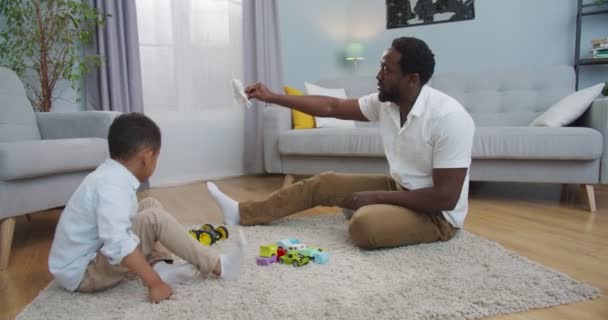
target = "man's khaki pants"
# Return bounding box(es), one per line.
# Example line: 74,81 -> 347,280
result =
239,172 -> 457,250
77,198 -> 220,292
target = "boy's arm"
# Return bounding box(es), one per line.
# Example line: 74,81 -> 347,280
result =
96,184 -> 171,303
121,248 -> 172,303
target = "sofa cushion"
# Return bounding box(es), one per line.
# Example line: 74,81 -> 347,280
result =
473,127 -> 602,160
283,86 -> 315,129
0,138 -> 108,180
278,126 -> 602,161
279,128 -> 383,157
530,83 -> 605,127
304,82 -> 356,129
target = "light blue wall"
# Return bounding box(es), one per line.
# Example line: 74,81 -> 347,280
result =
279,0 -> 606,91
278,0 -> 349,91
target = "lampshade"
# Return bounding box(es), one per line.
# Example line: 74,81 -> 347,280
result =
345,42 -> 365,60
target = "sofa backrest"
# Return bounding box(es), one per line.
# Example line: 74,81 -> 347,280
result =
317,75 -> 377,99
316,65 -> 575,127
0,67 -> 41,142
316,76 -> 377,127
431,65 -> 574,126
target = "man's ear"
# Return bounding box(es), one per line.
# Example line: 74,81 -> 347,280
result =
407,73 -> 421,87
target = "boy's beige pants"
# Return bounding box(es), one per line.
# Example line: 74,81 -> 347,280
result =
77,198 -> 220,292
239,172 -> 457,250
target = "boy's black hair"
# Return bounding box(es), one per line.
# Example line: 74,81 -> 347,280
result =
108,113 -> 161,160
391,37 -> 435,85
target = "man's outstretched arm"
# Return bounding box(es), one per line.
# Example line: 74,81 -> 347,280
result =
245,82 -> 368,121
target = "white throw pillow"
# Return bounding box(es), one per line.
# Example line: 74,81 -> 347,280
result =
304,82 -> 356,128
530,83 -> 605,127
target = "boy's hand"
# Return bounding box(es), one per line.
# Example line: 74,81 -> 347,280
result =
148,280 -> 173,303
121,248 -> 172,303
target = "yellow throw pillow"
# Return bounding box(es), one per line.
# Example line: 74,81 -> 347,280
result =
283,86 -> 315,129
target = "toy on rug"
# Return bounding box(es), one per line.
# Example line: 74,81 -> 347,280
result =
188,224 -> 229,246
256,244 -> 278,266
256,238 -> 329,267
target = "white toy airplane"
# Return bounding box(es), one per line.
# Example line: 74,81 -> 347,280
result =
231,79 -> 253,108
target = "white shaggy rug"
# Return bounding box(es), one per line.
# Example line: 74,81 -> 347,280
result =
17,215 -> 600,320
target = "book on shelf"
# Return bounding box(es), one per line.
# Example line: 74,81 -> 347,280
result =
591,37 -> 608,46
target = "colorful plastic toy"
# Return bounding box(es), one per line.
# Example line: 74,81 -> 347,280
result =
256,238 -> 327,267
259,244 -> 278,258
276,247 -> 287,259
256,256 -> 276,266
200,224 -> 229,242
298,247 -> 329,264
277,239 -> 293,249
188,224 -> 229,246
287,243 -> 306,251
312,251 -> 329,264
188,229 -> 214,245
277,238 -> 301,249
279,251 -> 310,267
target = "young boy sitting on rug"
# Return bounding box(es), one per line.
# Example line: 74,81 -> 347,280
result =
48,113 -> 243,303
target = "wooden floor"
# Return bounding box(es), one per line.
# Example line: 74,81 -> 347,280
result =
1,175 -> 607,320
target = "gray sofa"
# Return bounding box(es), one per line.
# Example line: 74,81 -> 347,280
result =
263,65 -> 607,210
0,66 -> 119,270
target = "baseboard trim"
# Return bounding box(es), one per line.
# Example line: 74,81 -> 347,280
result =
149,171 -> 246,188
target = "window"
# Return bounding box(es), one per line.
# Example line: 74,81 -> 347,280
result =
135,0 -> 243,113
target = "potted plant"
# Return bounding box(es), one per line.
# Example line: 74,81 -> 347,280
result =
0,0 -> 107,112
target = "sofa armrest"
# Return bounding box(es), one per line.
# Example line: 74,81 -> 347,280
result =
36,111 -> 121,140
579,97 -> 608,183
263,105 -> 291,173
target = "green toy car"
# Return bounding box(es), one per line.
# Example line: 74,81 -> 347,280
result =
279,251 -> 310,267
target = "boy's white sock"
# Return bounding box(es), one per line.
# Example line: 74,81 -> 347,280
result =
207,182 -> 240,226
219,229 -> 247,281
153,261 -> 199,285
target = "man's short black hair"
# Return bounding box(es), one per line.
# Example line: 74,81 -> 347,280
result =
108,113 -> 161,160
391,37 -> 435,85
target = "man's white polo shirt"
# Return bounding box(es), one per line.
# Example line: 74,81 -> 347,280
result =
358,85 -> 475,228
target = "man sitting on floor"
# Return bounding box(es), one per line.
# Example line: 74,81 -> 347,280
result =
209,36 -> 475,250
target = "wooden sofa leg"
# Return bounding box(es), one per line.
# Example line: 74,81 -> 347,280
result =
560,184 -> 569,202
282,174 -> 294,188
580,184 -> 597,212
0,217 -> 16,271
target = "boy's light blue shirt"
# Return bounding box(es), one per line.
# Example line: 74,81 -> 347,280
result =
48,159 -> 141,291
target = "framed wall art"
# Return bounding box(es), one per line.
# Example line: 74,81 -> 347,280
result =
387,0 -> 475,29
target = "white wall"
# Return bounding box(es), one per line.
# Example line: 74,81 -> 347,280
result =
147,107 -> 246,187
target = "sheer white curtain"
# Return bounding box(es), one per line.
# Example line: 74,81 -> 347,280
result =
135,0 -> 243,113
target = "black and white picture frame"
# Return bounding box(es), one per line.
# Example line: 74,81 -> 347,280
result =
387,0 -> 475,29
